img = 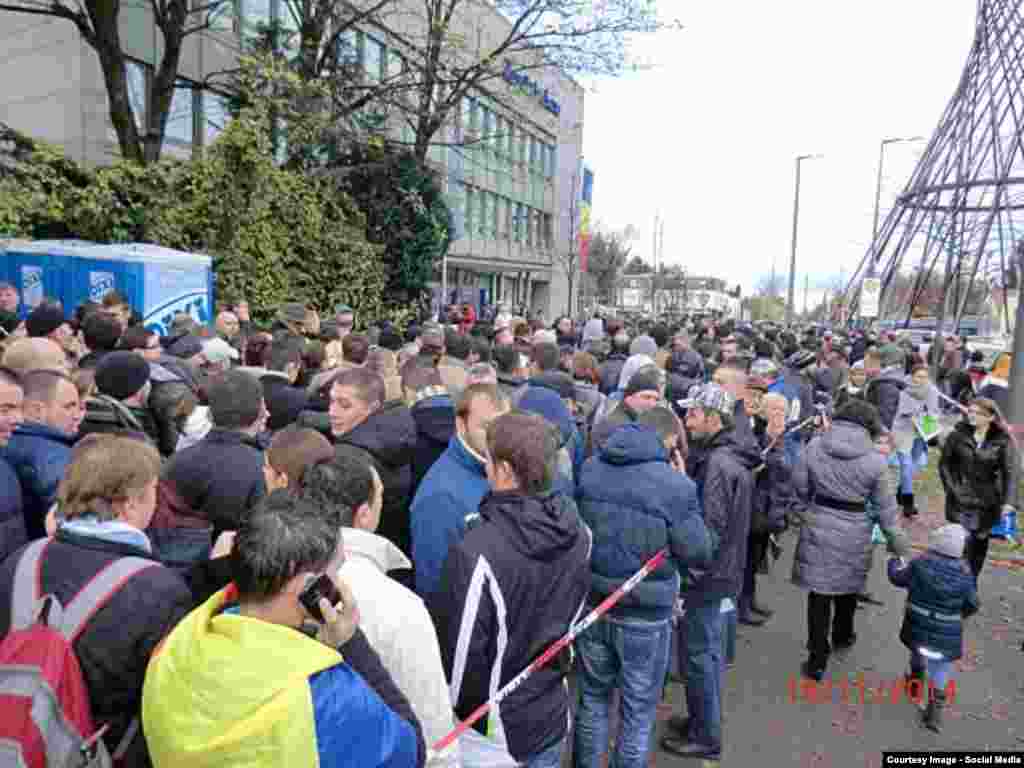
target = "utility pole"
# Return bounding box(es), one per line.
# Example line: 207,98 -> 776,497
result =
803,273 -> 809,318
787,154 -> 823,325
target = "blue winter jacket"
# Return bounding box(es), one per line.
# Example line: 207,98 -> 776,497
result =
0,421 -> 75,541
888,552 -> 979,660
410,435 -> 491,599
0,456 -> 26,563
576,423 -> 712,621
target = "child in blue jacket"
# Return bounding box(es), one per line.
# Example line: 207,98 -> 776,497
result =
888,523 -> 979,733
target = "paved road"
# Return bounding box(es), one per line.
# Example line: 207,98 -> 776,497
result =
642,531 -> 1024,767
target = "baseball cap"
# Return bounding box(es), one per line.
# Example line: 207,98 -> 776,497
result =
677,382 -> 736,417
202,337 -> 240,366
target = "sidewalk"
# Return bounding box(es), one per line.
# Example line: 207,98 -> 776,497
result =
647,531 -> 1024,767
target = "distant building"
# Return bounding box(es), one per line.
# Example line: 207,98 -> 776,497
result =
614,273 -> 740,317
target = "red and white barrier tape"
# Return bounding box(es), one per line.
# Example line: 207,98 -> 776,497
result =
431,548 -> 669,753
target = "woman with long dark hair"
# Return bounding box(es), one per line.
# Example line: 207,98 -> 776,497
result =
938,397 -> 1014,582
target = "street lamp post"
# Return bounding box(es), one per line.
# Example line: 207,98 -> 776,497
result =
786,153 -> 823,325
870,136 -> 926,271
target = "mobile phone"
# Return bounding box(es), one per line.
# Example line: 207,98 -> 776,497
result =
298,573 -> 342,623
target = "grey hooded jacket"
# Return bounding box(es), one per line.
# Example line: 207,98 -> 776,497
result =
791,420 -> 910,595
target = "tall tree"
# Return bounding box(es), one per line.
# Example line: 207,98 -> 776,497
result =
0,0 -> 232,164
586,228 -> 631,302
394,0 -> 680,160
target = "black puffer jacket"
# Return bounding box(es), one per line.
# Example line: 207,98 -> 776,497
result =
431,490 -> 591,764
686,428 -> 759,604
0,529 -> 192,763
78,395 -> 160,447
337,402 -> 417,558
939,420 -> 1014,532
162,428 -> 266,538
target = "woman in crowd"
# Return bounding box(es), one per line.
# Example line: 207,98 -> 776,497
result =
891,365 -> 940,518
791,399 -> 911,681
938,396 -> 1014,583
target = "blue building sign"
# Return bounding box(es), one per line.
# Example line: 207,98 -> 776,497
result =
503,61 -> 561,116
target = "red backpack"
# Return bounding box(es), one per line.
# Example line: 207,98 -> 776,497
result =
0,539 -> 157,768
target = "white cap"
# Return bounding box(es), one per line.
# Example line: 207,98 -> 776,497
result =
202,337 -> 240,365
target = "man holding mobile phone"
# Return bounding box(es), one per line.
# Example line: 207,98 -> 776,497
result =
143,491 -> 425,768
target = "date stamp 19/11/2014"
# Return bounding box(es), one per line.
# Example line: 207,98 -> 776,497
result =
787,675 -> 958,706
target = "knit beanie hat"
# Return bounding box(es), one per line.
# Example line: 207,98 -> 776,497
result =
95,351 -> 151,401
624,366 -> 662,398
630,335 -> 658,359
26,304 -> 66,338
617,354 -> 656,391
929,523 -> 967,559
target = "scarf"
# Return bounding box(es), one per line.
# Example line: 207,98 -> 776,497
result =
60,516 -> 152,553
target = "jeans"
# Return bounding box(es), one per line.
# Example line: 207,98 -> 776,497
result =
523,736 -> 564,768
892,438 -> 929,494
806,592 -> 857,669
721,598 -> 736,669
574,615 -> 671,768
910,649 -> 952,689
682,600 -> 724,751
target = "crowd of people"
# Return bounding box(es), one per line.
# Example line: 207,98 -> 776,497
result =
0,282 -> 1015,767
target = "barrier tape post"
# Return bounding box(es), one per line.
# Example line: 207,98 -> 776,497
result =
431,548 -> 669,754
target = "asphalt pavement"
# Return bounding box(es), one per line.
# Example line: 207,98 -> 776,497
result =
645,530 -> 1024,767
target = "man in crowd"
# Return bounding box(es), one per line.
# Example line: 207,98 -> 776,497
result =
300,448 -> 459,767
78,311 -> 124,369
589,365 -> 663,455
431,411 -> 591,768
663,382 -> 758,761
410,383 -> 509,598
0,282 -> 19,317
163,370 -> 267,538
493,344 -> 527,402
0,367 -> 26,562
598,331 -> 631,395
330,367 -> 416,563
1,337 -> 69,376
142,491 -> 424,768
575,406 -> 711,768
261,334 -> 308,431
79,350 -> 160,444
0,369 -> 82,539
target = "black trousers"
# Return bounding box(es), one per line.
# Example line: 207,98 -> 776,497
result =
806,592 -> 857,666
965,532 -> 990,581
741,532 -> 768,602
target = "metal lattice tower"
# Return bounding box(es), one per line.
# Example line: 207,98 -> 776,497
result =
845,0 -> 1024,329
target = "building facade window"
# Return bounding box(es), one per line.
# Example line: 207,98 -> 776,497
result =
337,28 -> 360,66
524,206 -> 533,247
364,35 -> 385,81
496,196 -> 506,239
478,188 -> 488,237
126,60 -> 148,132
165,80 -> 196,146
465,187 -> 475,235
514,202 -> 524,242
203,91 -> 230,146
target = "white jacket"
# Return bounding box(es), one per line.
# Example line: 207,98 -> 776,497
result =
339,528 -> 461,768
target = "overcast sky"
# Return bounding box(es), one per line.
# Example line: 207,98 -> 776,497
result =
580,0 -> 978,306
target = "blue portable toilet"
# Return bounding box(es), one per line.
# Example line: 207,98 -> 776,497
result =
0,240 -> 214,335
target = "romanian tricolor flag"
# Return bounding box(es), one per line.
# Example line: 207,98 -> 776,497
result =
142,586 -> 343,767
579,164 -> 594,272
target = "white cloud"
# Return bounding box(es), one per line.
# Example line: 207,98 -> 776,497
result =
580,0 -> 977,295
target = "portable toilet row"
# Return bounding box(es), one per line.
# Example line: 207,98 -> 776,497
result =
0,240 -> 214,336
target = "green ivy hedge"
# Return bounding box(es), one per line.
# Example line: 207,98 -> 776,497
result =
0,110 -> 388,323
